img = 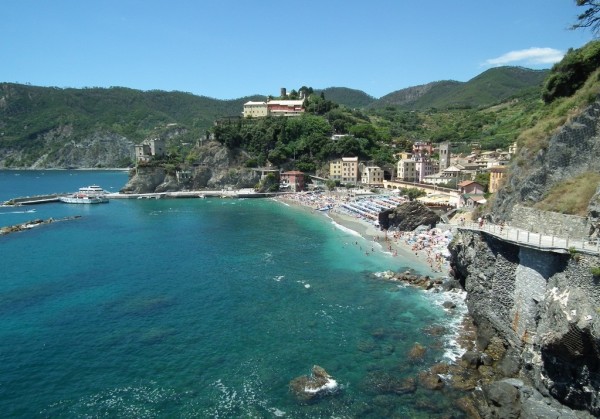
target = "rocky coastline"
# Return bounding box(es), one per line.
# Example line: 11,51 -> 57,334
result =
449,229 -> 599,418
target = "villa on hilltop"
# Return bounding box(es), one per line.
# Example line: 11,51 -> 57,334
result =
243,87 -> 305,118
243,99 -> 305,118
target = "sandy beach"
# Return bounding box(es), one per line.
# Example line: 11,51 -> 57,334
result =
276,192 -> 454,278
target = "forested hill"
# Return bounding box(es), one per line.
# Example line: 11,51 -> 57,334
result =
0,64 -> 558,169
372,67 -> 549,110
0,83 -> 265,141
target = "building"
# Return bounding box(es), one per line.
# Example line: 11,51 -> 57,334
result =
280,171 -> 305,192
397,158 -> 417,182
242,101 -> 269,118
459,194 -> 487,208
458,180 -> 485,195
361,166 -> 384,186
330,157 -> 360,184
412,141 -> 434,155
243,99 -> 304,118
488,166 -> 507,193
135,138 -> 166,163
438,142 -> 451,172
413,153 -> 437,182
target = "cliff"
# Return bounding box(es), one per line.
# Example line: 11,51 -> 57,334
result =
0,125 -> 134,169
449,230 -> 599,417
492,97 -> 600,223
445,95 -> 600,417
121,141 -> 261,193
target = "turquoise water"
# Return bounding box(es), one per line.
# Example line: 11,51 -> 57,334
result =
0,171 -> 465,417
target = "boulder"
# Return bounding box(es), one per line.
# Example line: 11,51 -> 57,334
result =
289,365 -> 338,402
378,201 -> 441,231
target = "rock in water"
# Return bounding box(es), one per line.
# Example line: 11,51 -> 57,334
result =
289,365 -> 339,402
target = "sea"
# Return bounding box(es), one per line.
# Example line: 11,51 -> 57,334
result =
0,170 -> 467,418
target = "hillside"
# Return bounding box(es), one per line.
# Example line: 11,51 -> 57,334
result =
0,83 -> 261,142
0,65 -> 551,169
316,87 -> 377,109
373,67 -> 548,110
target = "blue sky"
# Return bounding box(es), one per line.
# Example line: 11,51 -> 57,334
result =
1,0 -> 594,99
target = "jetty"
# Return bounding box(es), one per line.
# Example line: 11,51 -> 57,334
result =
2,194 -> 66,206
3,189 -> 294,206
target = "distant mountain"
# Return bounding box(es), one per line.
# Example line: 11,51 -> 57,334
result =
316,87 -> 377,109
372,66 -> 549,110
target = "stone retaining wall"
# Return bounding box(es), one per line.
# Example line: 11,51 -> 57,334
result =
509,204 -> 590,238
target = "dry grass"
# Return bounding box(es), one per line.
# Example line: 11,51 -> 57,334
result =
534,172 -> 600,215
517,69 -> 600,157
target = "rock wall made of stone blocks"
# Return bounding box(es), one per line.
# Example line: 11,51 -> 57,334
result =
509,204 -> 590,238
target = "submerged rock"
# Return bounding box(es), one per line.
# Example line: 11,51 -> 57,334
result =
289,365 -> 339,402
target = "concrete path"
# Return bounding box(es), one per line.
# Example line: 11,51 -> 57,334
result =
457,221 -> 600,256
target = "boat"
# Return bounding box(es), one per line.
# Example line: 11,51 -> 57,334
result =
60,194 -> 109,204
77,185 -> 109,195
59,185 -> 109,204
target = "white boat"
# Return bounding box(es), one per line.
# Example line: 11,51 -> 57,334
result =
59,185 -> 109,204
78,185 -> 109,194
60,194 -> 109,204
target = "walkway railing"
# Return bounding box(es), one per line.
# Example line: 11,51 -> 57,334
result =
457,221 -> 600,256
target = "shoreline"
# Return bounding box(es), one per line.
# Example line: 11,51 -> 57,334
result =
275,193 -> 452,278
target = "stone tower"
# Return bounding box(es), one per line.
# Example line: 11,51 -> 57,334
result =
439,142 -> 451,171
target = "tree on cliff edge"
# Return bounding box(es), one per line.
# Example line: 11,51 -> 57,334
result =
573,0 -> 600,37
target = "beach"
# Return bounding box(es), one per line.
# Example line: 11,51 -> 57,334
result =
275,191 -> 454,278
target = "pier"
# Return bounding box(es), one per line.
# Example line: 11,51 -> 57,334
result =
2,194 -> 66,206
3,189 -> 295,206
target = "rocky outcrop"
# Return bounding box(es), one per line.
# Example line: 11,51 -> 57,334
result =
120,141 -> 261,193
378,201 -> 441,231
0,216 -> 82,235
0,126 -> 134,169
449,229 -> 600,417
289,365 -> 339,403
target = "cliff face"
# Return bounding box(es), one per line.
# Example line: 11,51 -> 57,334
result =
492,97 -> 600,222
121,141 -> 260,193
0,125 -> 134,169
449,231 -> 600,416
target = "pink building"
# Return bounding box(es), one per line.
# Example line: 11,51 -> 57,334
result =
280,171 -> 305,192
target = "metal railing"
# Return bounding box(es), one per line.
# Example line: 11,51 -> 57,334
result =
457,221 -> 600,255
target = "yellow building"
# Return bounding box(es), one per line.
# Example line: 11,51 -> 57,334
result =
330,157 -> 359,184
489,166 -> 507,193
242,101 -> 269,118
243,99 -> 305,118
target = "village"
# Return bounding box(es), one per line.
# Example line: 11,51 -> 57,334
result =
133,90 -> 515,215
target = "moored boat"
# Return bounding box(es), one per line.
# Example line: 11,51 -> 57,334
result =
59,185 -> 109,204
60,194 -> 109,204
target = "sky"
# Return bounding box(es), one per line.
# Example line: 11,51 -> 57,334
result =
1,0 -> 595,100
